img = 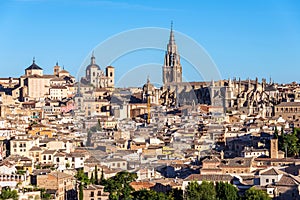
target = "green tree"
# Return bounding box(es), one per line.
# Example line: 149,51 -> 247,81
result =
185,181 -> 201,200
244,187 -> 271,200
132,189 -> 172,200
185,181 -> 217,200
0,187 -> 19,200
133,189 -> 159,200
66,162 -> 70,168
100,168 -> 105,185
167,188 -> 183,200
90,171 -> 96,184
75,169 -> 90,185
274,126 -> 279,139
198,181 -> 216,200
95,165 -> 99,184
103,171 -> 137,200
283,131 -> 299,156
79,182 -> 84,200
216,182 -> 239,200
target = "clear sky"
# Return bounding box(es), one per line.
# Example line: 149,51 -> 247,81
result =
0,0 -> 300,85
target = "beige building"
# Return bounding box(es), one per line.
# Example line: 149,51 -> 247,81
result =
49,86 -> 68,100
83,184 -> 109,200
10,135 -> 39,157
274,102 -> 300,122
36,171 -> 76,200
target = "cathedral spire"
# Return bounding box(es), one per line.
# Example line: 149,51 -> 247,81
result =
169,21 -> 175,45
163,21 -> 182,85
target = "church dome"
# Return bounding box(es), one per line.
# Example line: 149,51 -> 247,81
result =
86,53 -> 100,71
143,77 -> 154,92
26,58 -> 42,71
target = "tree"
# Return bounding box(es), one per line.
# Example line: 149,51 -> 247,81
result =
90,171 -> 96,184
103,171 -> 137,200
198,181 -> 216,200
244,187 -> 271,200
66,162 -> 70,169
133,189 -> 160,200
79,182 -> 84,200
100,168 -> 105,185
185,181 -> 201,200
95,165 -> 99,184
132,189 -> 172,200
167,188 -> 183,200
274,126 -> 279,139
0,187 -> 19,200
216,182 -> 239,200
75,169 -> 90,185
283,132 -> 299,156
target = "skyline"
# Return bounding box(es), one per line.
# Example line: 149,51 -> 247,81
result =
0,0 -> 300,85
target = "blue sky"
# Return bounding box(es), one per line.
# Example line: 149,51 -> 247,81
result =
0,0 -> 299,85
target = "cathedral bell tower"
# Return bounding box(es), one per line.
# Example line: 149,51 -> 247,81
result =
162,22 -> 182,85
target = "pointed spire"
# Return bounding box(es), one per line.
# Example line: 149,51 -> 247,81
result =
91,51 -> 96,64
147,75 -> 150,84
33,57 -> 35,64
169,21 -> 175,45
56,61 -> 59,66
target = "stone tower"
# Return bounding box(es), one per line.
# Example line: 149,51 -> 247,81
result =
162,22 -> 182,85
53,62 -> 60,76
270,138 -> 278,159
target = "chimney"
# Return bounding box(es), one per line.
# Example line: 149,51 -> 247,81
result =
220,150 -> 224,159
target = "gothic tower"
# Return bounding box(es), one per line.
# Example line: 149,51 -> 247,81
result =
162,22 -> 182,85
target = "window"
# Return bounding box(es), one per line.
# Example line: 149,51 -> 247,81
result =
90,192 -> 94,197
266,179 -> 269,183
272,179 -> 275,183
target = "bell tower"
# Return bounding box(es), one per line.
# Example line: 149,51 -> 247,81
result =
162,22 -> 182,85
270,138 -> 278,159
